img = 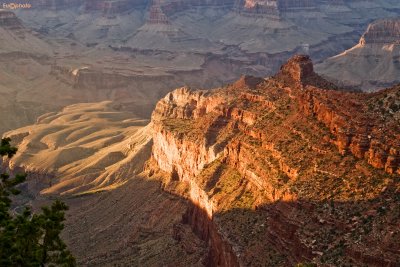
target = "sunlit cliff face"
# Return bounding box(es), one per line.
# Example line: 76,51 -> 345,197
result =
146,55 -> 400,266
244,0 -> 277,9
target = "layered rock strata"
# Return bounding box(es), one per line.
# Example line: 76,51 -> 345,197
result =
149,55 -> 400,266
360,18 -> 400,45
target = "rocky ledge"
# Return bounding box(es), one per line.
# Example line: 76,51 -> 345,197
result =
148,55 -> 400,266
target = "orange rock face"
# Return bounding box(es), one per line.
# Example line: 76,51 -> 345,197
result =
149,55 -> 400,266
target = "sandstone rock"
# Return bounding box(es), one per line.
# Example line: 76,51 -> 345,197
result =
280,55 -> 313,82
148,55 -> 400,266
233,75 -> 265,89
276,54 -> 337,89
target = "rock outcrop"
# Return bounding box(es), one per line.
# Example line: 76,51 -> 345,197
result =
149,55 -> 400,266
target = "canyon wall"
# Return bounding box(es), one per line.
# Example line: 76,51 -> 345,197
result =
360,18 -> 400,45
279,55 -> 400,174
317,17 -> 400,91
149,55 -> 400,266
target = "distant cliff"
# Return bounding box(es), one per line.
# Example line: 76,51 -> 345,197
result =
360,18 -> 400,45
317,18 -> 400,91
0,9 -> 25,32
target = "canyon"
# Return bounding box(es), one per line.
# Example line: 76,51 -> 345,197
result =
1,101 -> 206,266
0,8 -> 237,135
1,1 -> 400,266
0,1 -> 399,136
5,56 -> 400,266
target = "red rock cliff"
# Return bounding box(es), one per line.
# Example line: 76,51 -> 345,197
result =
149,55 -> 400,266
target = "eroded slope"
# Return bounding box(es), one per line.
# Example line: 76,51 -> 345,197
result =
4,101 -> 151,196
3,100 -> 210,266
62,175 -> 206,266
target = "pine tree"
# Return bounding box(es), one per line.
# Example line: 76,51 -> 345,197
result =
0,138 -> 76,266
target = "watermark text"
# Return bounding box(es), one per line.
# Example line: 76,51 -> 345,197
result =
2,3 -> 32,10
